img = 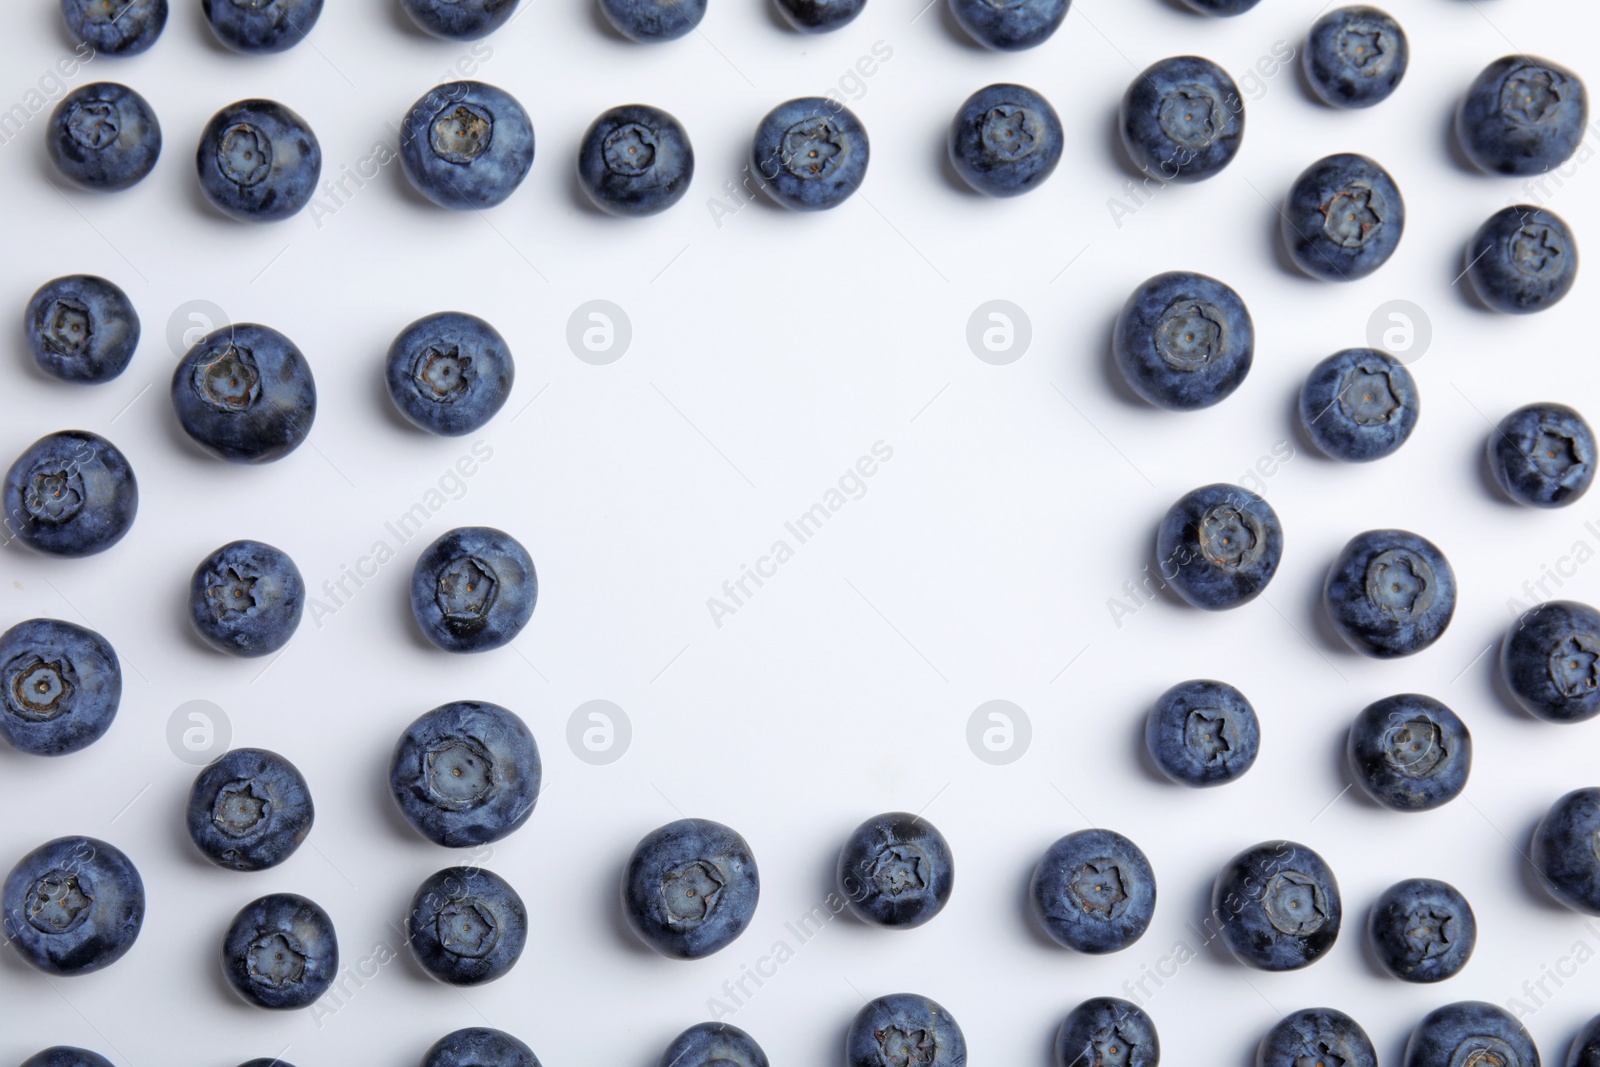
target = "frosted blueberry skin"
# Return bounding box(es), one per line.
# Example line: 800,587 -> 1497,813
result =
752,98 -> 868,211
1113,271 -> 1253,410
188,540 -> 305,657
846,994 -> 966,1067
407,866 -> 527,985
1568,1014 -> 1600,1067
1120,56 -> 1244,183
774,0 -> 864,32
386,313 -> 515,436
3,430 -> 139,558
948,0 -> 1067,51
222,892 -> 338,1009
1467,207 -> 1579,315
2,836 -> 144,976
1533,788 -> 1600,914
400,82 -> 534,210
1299,348 -> 1418,462
1145,679 -> 1259,787
196,100 -> 321,222
187,748 -> 314,871
1347,694 -> 1470,811
1324,529 -> 1455,658
1502,601 -> 1600,723
172,323 -> 316,463
948,83 -> 1063,198
203,0 -> 323,52
1157,483 -> 1283,610
48,84 -> 161,192
1458,55 -> 1588,176
1368,878 -> 1475,982
600,0 -> 705,41
1179,0 -> 1257,14
389,701 -> 541,848
577,105 -> 694,217
1054,997 -> 1159,1067
402,0 -> 520,39
410,526 -> 537,653
1258,1009 -> 1377,1067
1489,403 -> 1594,507
426,1028 -> 541,1067
61,0 -> 167,55
1030,828 -> 1156,954
26,275 -> 140,384
1403,1002 -> 1538,1067
623,818 -> 760,959
661,1023 -> 768,1067
1304,7 -> 1407,109
1283,153 -> 1404,281
22,1049 -> 115,1067
836,812 -> 954,929
1214,840 -> 1341,971
0,619 -> 121,757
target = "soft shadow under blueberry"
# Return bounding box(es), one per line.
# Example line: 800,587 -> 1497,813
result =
389,148 -> 440,211
567,164 -> 613,218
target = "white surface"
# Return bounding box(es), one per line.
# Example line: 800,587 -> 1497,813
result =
3,0 -> 1600,1063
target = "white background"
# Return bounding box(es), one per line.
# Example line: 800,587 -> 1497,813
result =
2,0 -> 1600,1063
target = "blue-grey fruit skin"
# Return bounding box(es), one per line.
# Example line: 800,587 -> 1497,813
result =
662,1023 -> 768,1067
410,527 -> 537,653
847,994 -> 966,1067
1146,679 -> 1259,787
1533,788 -> 1600,914
1284,153 -> 1404,281
948,0 -> 1066,51
1501,601 -> 1600,723
1403,1002 -> 1538,1067
1304,7 -> 1407,108
1458,55 -> 1588,176
1114,271 -> 1253,410
196,100 -> 321,222
238,1061 -> 296,1067
189,540 -> 305,657
3,430 -> 138,558
402,0 -> 520,38
948,83 -> 1063,197
203,0 -> 324,53
1213,840 -> 1341,971
1179,0 -> 1256,14
187,748 -> 314,871
48,83 -> 161,192
407,866 -> 527,985
171,323 -> 316,464
577,104 -> 694,217
1299,348 -> 1418,462
1368,878 -> 1475,982
837,812 -> 954,929
222,892 -> 337,1009
400,82 -> 534,210
2,836 -> 144,975
1030,829 -> 1156,954
1157,483 -> 1282,610
600,0 -> 705,41
623,818 -> 759,959
1258,1009 -> 1376,1067
774,0 -> 863,32
0,618 -> 121,757
1566,1013 -> 1600,1067
1489,403 -> 1594,507
426,1028 -> 541,1067
1324,530 -> 1455,658
26,275 -> 140,384
389,701 -> 541,848
1348,695 -> 1470,812
61,0 -> 167,55
752,98 -> 868,211
1467,206 -> 1579,315
1120,57 -> 1244,183
22,1049 -> 114,1067
1055,997 -> 1159,1067
387,313 -> 514,435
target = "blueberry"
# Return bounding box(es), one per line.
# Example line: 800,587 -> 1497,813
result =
1156,483 -> 1283,610
1257,1009 -> 1376,1067
402,0 -> 520,38
1029,828 -> 1156,954
389,701 -> 541,848
751,98 -> 868,212
1283,153 -> 1405,281
1403,1002 -> 1538,1067
948,83 -> 1063,197
661,1023 -> 768,1067
221,892 -> 337,1009
3,430 -> 138,558
1533,788 -> 1600,914
189,540 -> 305,657
400,82 -> 534,210
1467,206 -> 1580,314
238,1061 -> 296,1067
600,0 -> 705,41
847,994 -> 966,1067
425,1028 -> 541,1067
171,323 -> 316,464
1567,1014 -> 1600,1067
1213,840 -> 1341,971
1304,7 -> 1407,108
1054,997 -> 1159,1067
1113,271 -> 1253,410
1144,679 -> 1259,787
186,748 -> 314,871
196,100 -> 321,222
1178,0 -> 1257,14
47,83 -> 161,192
61,0 -> 167,55
1119,57 -> 1245,183
203,0 -> 324,53
22,1049 -> 114,1067
623,818 -> 759,959
407,866 -> 527,985
1501,601 -> 1600,723
2,836 -> 144,975
1367,877 -> 1476,982
1488,402 -> 1594,507
1347,694 -> 1471,811
25,275 -> 140,384
1457,55 -> 1588,176
387,312 -> 515,435
773,0 -> 863,32
836,812 -> 954,929
1298,348 -> 1419,462
410,527 -> 537,653
0,618 -> 120,757
1323,530 -> 1455,658
947,0 -> 1066,51
577,105 -> 695,217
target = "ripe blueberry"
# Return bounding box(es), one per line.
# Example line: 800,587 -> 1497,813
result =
387,312 -> 515,435
1298,348 -> 1419,462
1533,788 -> 1600,914
1120,57 -> 1245,183
1368,878 -> 1475,982
1283,153 -> 1405,281
1347,694 -> 1470,811
1567,1014 -> 1600,1067
846,994 -> 966,1067
22,1050 -> 113,1067
947,0 -> 1067,51
425,1029 -> 541,1067
4,430 -> 138,558
61,0 -> 167,55
1178,0 -> 1257,14
402,0 -> 520,38
401,82 -> 534,210
577,105 -> 695,217
1213,840 -> 1341,971
203,0 -> 324,53
222,892 -> 337,1009
1156,483 -> 1283,610
661,1023 -> 768,1067
948,83 -> 1063,197
389,700 -> 541,848
0,618 -> 121,757
1458,55 -> 1588,176
836,812 -> 954,929
1113,271 -> 1253,410
1030,828 -> 1156,954
407,866 -> 527,985
25,275 -> 140,384
600,0 -> 705,41
1488,402 -> 1594,507
1145,679 -> 1259,787
410,527 -> 537,653
196,100 -> 322,222
1324,529 -> 1455,658
751,98 -> 868,211
1054,997 -> 1158,1067
48,83 -> 161,192
1304,7 -> 1408,109
1466,206 -> 1579,314
1501,600 -> 1600,723
1403,1002 -> 1537,1067
187,748 -> 314,871
623,818 -> 759,959
1258,1009 -> 1376,1067
171,323 -> 316,463
3,836 -> 144,975
189,540 -> 305,657
773,0 -> 864,32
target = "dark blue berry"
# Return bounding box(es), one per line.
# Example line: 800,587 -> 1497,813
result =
623,818 -> 759,959
1156,483 -> 1283,610
1055,997 -> 1158,1067
1179,0 -> 1256,14
196,100 -> 322,223
189,540 -> 305,657
947,0 -> 1067,51
600,0 -> 705,41
1113,271 -> 1253,410
386,312 -> 515,435
577,105 -> 694,217
1458,55 -> 1588,176
61,0 -> 167,55
1467,206 -> 1579,314
846,994 -> 965,1067
171,323 -> 316,463
1120,56 -> 1244,183
1298,348 -> 1418,462
1566,1013 -> 1600,1067
48,83 -> 161,192
773,0 -> 863,32
1501,600 -> 1600,723
1324,529 -> 1455,658
1258,1009 -> 1376,1067
752,98 -> 868,212
948,83 -> 1063,197
1488,402 -> 1594,507
187,748 -> 314,871
203,0 -> 323,53
0,618 -> 121,757
836,812 -> 954,929
410,527 -> 537,653
22,1050 -> 113,1067
389,701 -> 541,848
1213,840 -> 1341,971
1534,788 -> 1600,914
1403,1002 -> 1537,1067
402,0 -> 520,38
407,866 -> 527,985
3,836 -> 144,975
1283,153 -> 1404,281
1368,878 -> 1475,982
661,1023 -> 768,1067
1145,679 -> 1259,787
1030,828 -> 1156,954
400,82 -> 534,210
425,1029 -> 541,1067
26,275 -> 140,384
1347,694 -> 1470,811
3,430 -> 138,558
1304,7 -> 1408,108
221,892 -> 337,1009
